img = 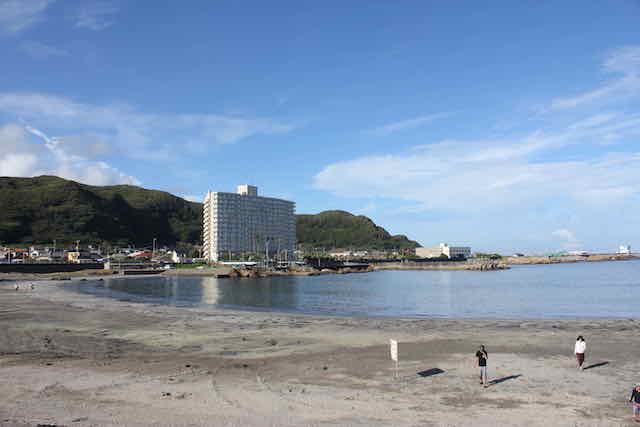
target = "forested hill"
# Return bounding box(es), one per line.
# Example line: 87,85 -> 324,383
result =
296,210 -> 420,250
0,176 -> 201,246
0,176 -> 420,249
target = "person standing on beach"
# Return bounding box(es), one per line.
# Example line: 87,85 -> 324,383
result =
630,385 -> 640,421
475,345 -> 488,387
574,336 -> 586,370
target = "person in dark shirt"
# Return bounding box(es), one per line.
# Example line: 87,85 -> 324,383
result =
629,385 -> 640,421
475,345 -> 488,387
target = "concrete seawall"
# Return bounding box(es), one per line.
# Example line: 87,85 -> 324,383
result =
0,263 -> 104,274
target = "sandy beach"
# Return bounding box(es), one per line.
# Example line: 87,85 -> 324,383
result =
1,276 -> 639,426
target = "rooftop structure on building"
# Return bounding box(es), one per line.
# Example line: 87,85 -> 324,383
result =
203,185 -> 296,262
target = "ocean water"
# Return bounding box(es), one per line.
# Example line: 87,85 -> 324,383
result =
71,259 -> 640,318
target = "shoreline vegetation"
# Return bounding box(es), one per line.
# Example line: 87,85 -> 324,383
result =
1,277 -> 639,426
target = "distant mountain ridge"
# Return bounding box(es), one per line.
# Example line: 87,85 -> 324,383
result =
0,176 -> 420,250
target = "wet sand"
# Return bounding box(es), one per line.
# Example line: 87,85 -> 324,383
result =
1,277 -> 639,426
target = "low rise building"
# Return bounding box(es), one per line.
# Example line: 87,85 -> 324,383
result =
416,243 -> 471,260
618,245 -> 631,254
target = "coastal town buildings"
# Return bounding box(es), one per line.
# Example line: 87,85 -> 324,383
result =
202,185 -> 296,262
416,243 -> 471,259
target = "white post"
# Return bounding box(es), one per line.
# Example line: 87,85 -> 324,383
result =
390,339 -> 399,379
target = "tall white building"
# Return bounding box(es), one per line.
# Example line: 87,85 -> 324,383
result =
203,185 -> 296,262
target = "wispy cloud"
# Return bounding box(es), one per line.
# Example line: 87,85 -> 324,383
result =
0,92 -> 298,162
0,0 -> 54,34
20,40 -> 68,59
75,1 -> 118,31
369,113 -> 450,136
180,194 -> 204,203
0,123 -> 138,185
550,46 -> 640,110
552,229 -> 582,251
314,115 -> 640,212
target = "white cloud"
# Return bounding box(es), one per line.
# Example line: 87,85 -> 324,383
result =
24,125 -> 139,185
552,229 -> 582,250
568,113 -> 618,130
313,118 -> 640,212
0,92 -> 297,161
551,46 -> 640,110
181,194 -> 204,203
75,1 -> 118,31
20,40 -> 69,59
369,113 -> 450,136
0,152 -> 40,176
0,123 -> 138,185
0,0 -> 53,34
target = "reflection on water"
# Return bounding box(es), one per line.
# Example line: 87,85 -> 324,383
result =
99,275 -> 301,310
72,259 -> 640,318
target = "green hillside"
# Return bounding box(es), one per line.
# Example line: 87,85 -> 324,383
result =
296,210 -> 420,250
0,176 -> 420,250
0,176 -> 201,246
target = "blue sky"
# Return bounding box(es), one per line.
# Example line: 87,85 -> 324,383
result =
1,0 -> 640,254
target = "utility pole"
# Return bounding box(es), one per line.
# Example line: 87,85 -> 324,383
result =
265,238 -> 270,268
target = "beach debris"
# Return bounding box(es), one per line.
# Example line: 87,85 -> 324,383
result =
161,391 -> 172,397
14,284 -> 19,291
30,283 -> 35,290
72,416 -> 89,422
266,339 -> 278,346
323,366 -> 328,370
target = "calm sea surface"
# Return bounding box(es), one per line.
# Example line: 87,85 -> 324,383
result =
71,259 -> 640,318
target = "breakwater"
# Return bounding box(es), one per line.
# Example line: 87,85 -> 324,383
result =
504,253 -> 638,265
373,259 -> 508,271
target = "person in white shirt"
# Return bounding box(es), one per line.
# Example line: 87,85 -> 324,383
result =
574,335 -> 586,369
